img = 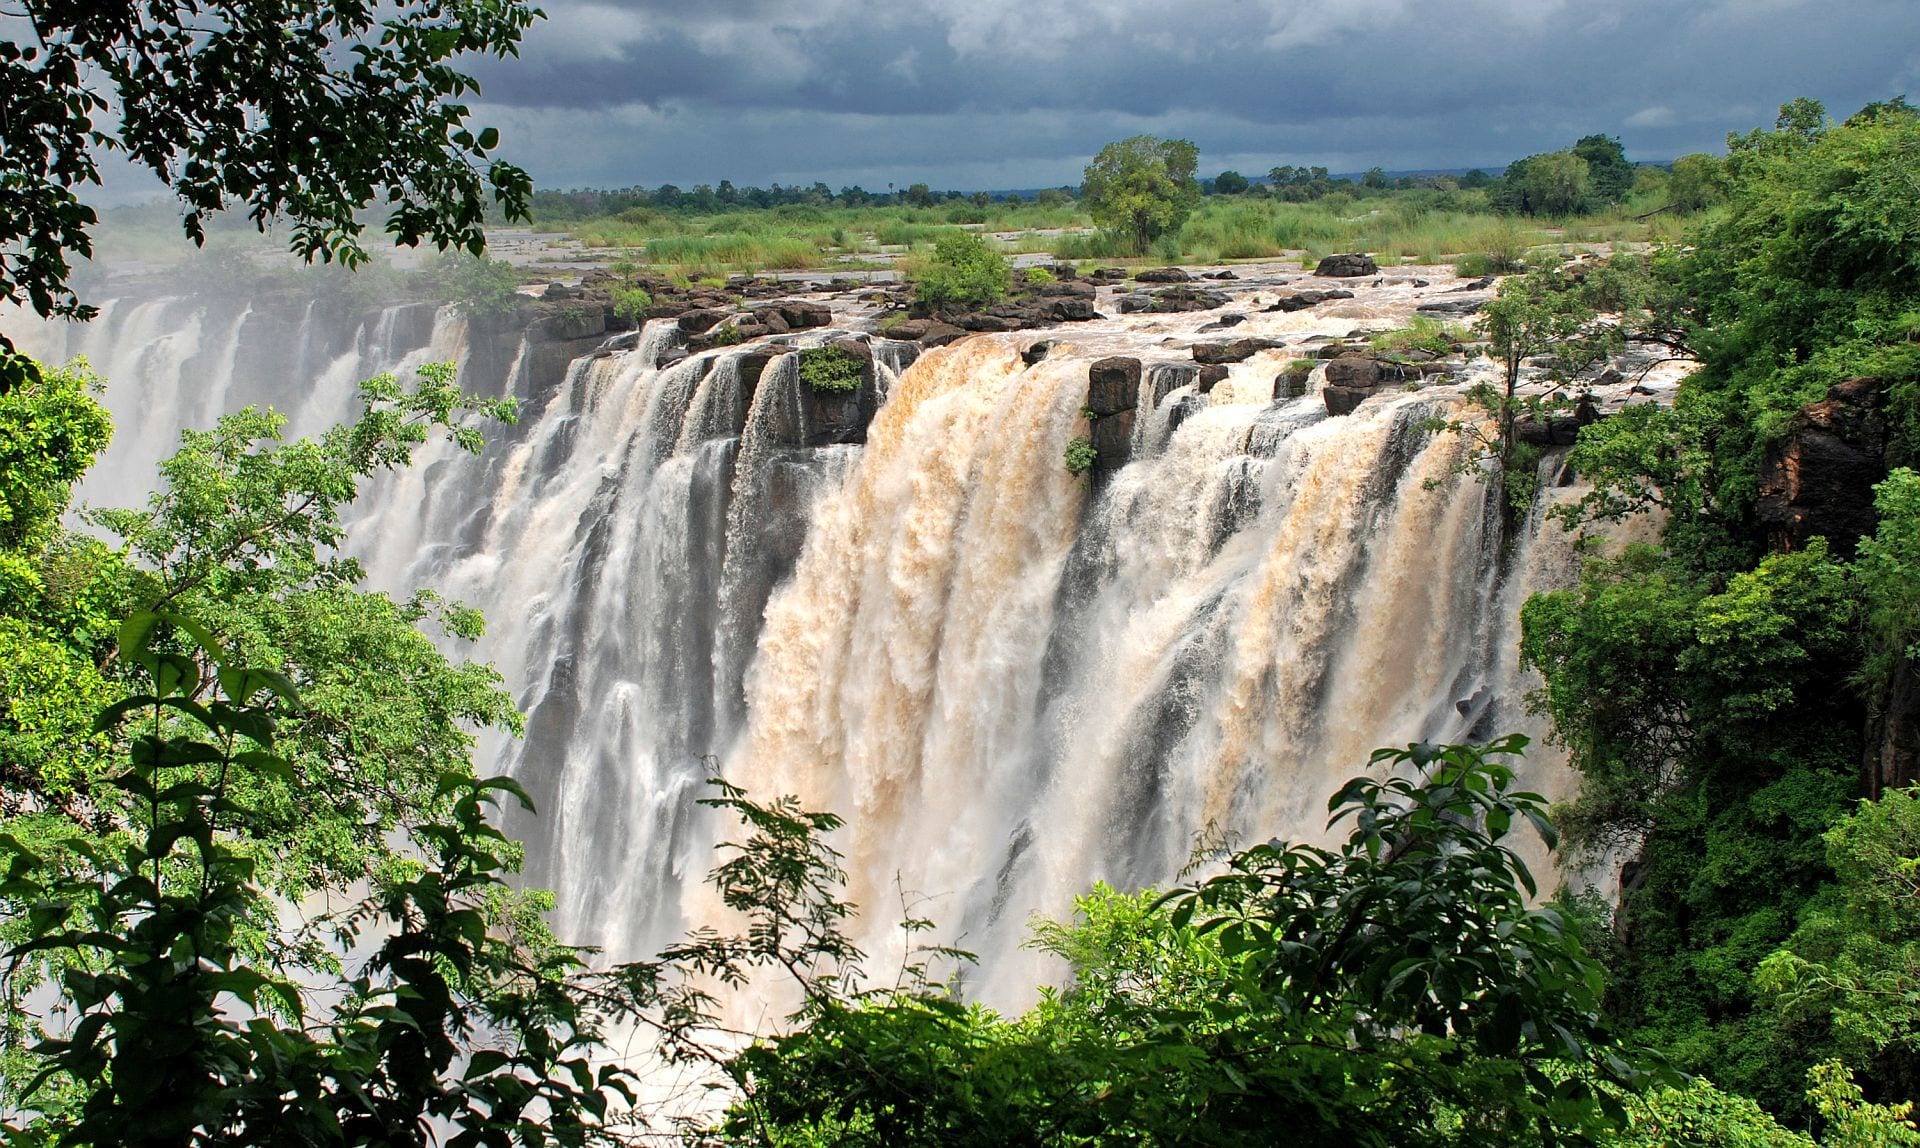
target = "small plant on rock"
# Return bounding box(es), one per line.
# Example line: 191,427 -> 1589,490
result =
1064,435 -> 1097,476
612,287 -> 653,323
798,345 -> 865,393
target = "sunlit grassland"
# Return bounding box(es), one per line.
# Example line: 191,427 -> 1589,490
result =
533,190 -> 1693,280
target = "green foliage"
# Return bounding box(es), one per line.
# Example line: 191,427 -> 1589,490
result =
1496,151 -> 1595,216
1062,436 -> 1096,476
612,286 -> 653,322
0,612 -> 638,1144
1854,469 -> 1920,694
798,345 -> 866,393
1370,316 -> 1461,358
709,737 -> 1668,1147
0,0 -> 540,331
1211,170 -> 1250,195
914,231 -> 1009,310
428,252 -> 524,317
0,359 -> 112,550
1574,135 -> 1637,205
1670,154 -> 1730,212
1611,1078 -> 1815,1146
1758,785 -> 1920,1081
1805,1060 -> 1920,1146
1080,135 -> 1202,255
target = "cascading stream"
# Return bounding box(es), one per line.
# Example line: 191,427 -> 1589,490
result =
14,271 -> 1626,1011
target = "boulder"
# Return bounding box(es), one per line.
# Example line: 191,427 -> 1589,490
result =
1322,385 -> 1375,416
529,309 -> 606,342
677,308 -> 733,333
1135,266 -> 1191,284
775,301 -> 833,329
1315,253 -> 1378,278
1090,408 -> 1137,472
1313,342 -> 1354,360
797,341 -> 879,447
1022,340 -> 1054,366
1134,286 -> 1231,313
1197,313 -> 1247,332
1202,269 -> 1239,280
1196,364 -> 1230,391
1417,299 -> 1486,316
1092,267 -> 1128,280
1087,357 -> 1143,415
542,282 -> 577,300
1192,338 -> 1283,365
1324,356 -> 1382,388
1263,289 -> 1355,313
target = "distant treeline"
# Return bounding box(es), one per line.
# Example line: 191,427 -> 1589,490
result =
527,131 -> 1728,224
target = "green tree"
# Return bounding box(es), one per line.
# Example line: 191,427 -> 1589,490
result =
1211,169 -> 1250,195
1574,134 -> 1636,205
1080,135 -> 1201,255
1668,154 -> 1728,213
913,232 -> 1009,310
0,0 -> 541,391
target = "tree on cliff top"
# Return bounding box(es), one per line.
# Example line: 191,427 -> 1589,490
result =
0,0 -> 541,389
1081,135 -> 1201,255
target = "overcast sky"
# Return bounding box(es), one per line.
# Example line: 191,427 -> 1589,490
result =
454,0 -> 1918,192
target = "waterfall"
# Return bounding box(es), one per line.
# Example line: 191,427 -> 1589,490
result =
10,283 -> 1609,1010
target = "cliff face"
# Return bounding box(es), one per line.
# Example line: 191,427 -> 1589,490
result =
1756,375 -> 1918,793
1756,376 -> 1895,559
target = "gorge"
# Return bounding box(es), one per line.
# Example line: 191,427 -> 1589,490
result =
16,260 -> 1659,1006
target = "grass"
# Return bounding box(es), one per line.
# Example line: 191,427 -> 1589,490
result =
518,188 -> 1706,282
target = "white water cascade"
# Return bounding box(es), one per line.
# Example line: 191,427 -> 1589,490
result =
13,267 -> 1612,1008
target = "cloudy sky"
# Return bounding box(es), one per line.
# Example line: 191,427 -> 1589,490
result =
459,0 -> 1920,192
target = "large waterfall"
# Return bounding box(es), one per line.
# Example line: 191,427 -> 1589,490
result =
14,266 -> 1609,1007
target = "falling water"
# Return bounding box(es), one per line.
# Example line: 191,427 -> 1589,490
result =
12,275 -> 1621,1010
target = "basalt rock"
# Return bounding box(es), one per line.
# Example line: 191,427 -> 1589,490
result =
1324,356 -> 1382,388
1192,338 -> 1284,365
1197,364 -> 1230,391
1315,253 -> 1378,278
1117,286 -> 1231,314
1757,376 -> 1896,558
1264,289 -> 1355,313
1088,357 -> 1143,415
677,308 -> 733,334
1418,298 -> 1486,316
1134,266 -> 1192,284
1090,407 -> 1137,472
1322,385 -> 1376,416
1513,399 -> 1601,447
1022,340 -> 1054,365
1197,313 -> 1247,332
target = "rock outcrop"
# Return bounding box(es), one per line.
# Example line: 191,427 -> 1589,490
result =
1115,286 -> 1231,314
1757,376 -> 1897,558
1315,253 -> 1378,278
1191,338 -> 1283,365
1264,289 -> 1355,313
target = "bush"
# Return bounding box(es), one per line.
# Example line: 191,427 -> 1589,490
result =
612,287 -> 653,322
915,232 -> 1009,309
798,345 -> 865,392
1063,436 -> 1097,475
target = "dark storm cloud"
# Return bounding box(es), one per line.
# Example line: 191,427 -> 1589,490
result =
464,0 -> 1920,189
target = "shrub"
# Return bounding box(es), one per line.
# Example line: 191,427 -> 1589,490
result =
1063,436 -> 1097,475
612,287 -> 653,322
915,231 -> 1009,309
710,323 -> 745,346
1024,266 -> 1056,286
798,345 -> 865,392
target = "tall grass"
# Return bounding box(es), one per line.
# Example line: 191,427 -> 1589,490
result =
537,193 -> 1697,278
